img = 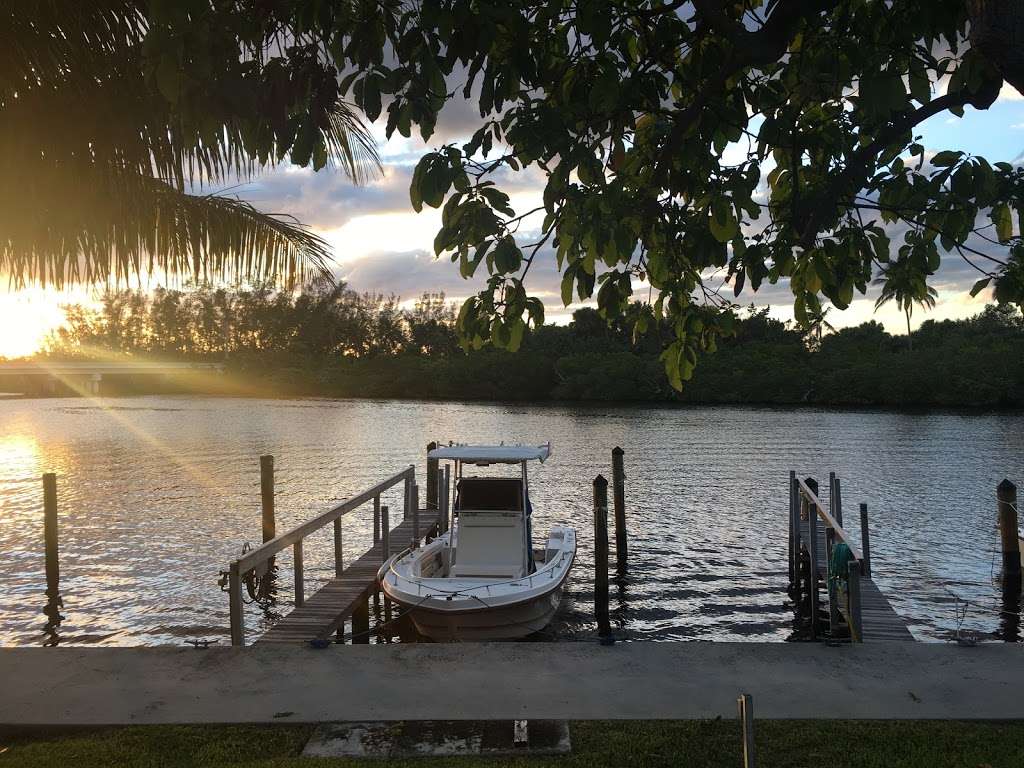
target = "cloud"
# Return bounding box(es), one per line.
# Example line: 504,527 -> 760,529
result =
999,82 -> 1024,102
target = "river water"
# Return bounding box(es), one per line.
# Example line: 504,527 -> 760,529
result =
0,396 -> 1021,646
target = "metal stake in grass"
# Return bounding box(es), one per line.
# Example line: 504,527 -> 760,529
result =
737,693 -> 756,768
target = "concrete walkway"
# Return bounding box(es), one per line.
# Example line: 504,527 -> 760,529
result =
2,642 -> 1022,725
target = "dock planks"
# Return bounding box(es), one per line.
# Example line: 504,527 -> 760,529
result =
257,513 -> 439,645
800,519 -> 914,641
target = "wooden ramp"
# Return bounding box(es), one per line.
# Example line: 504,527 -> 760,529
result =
257,514 -> 439,646
801,519 -> 914,641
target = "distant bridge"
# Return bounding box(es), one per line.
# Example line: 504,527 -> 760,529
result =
0,361 -> 224,395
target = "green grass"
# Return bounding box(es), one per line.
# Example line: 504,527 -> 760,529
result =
2,720 -> 1023,768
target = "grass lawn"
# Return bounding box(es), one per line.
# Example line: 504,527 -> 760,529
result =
2,720 -> 1023,767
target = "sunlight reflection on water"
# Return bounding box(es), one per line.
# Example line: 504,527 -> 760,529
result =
0,396 -> 1021,646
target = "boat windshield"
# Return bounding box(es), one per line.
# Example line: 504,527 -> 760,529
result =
456,477 -> 524,511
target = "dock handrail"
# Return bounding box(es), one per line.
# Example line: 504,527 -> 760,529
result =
792,474 -> 865,642
795,477 -> 863,562
226,464 -> 415,646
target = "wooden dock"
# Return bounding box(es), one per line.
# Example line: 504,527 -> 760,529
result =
257,515 -> 437,645
799,517 -> 914,641
789,472 -> 914,642
224,464 -> 449,647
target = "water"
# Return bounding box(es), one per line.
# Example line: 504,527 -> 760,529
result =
0,396 -> 1021,646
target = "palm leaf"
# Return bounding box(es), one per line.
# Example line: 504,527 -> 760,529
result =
1,1 -> 382,287
1,170 -> 331,288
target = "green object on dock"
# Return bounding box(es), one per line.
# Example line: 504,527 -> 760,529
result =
828,541 -> 855,598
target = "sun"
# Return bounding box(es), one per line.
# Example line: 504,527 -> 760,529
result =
0,289 -> 73,359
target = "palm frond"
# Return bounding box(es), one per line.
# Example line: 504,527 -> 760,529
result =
1,2 -> 382,288
1,170 -> 331,289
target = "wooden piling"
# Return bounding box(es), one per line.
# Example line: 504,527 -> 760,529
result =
788,471 -> 797,586
440,465 -> 451,534
593,475 -> 612,641
333,518 -> 344,577
825,527 -> 840,633
412,483 -> 420,543
381,504 -> 392,635
260,455 -> 275,544
352,595 -> 370,644
43,473 -> 59,594
847,560 -> 863,642
426,442 -> 439,509
373,495 -> 381,543
229,561 -> 245,646
804,477 -> 820,639
997,479 -> 1021,580
293,540 -> 304,607
612,447 -> 627,575
859,503 -> 872,577
738,693 -> 756,768
833,476 -> 843,527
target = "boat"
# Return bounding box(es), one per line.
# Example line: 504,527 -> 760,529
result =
379,442 -> 576,641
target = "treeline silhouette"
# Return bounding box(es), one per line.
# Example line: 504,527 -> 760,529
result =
38,285 -> 1024,407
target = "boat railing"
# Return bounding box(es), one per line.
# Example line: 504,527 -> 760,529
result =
387,534 -> 575,597
224,464 -> 416,646
793,475 -> 866,642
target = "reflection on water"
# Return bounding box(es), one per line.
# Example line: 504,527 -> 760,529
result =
0,396 -> 1022,646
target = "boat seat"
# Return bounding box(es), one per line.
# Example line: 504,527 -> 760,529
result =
451,509 -> 527,579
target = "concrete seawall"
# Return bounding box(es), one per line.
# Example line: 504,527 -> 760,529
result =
2,642 -> 1022,726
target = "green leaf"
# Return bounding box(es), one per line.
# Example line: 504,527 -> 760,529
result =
992,203 -> 1014,243
969,277 -> 992,297
931,150 -> 963,168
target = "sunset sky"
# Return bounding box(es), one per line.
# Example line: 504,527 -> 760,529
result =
2,83 -> 1023,359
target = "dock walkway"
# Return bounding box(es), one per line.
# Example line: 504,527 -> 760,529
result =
257,514 -> 438,646
800,519 -> 914,641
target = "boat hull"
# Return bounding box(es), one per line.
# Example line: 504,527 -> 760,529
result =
395,582 -> 565,641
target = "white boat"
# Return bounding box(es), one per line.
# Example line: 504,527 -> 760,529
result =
379,442 -> 576,641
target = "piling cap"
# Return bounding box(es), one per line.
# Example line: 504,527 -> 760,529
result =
998,478 -> 1017,496
612,446 -> 624,456
593,474 -> 608,486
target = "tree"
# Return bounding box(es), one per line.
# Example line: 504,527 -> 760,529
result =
10,2 -> 1024,388
873,252 -> 939,350
395,0 -> 1024,386
804,306 -> 837,351
1,1 -> 381,288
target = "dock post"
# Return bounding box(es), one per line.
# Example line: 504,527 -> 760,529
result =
293,540 -> 304,607
859,503 -> 872,577
43,473 -> 60,595
403,471 -> 413,521
804,477 -> 820,639
352,594 -> 370,644
260,455 -> 275,543
833,476 -> 843,527
412,483 -> 420,543
593,475 -> 613,642
737,693 -> 756,768
788,471 -> 797,587
333,517 -> 344,577
381,504 -> 392,633
229,561 -> 245,646
441,465 -> 451,534
373,495 -> 381,543
997,479 -> 1021,581
847,560 -> 863,642
612,447 -> 627,576
825,526 -> 840,633
426,442 -> 438,509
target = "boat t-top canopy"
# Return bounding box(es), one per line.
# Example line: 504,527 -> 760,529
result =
428,443 -> 551,464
